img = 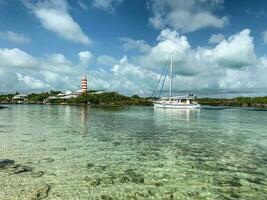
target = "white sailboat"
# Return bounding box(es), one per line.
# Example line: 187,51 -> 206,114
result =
153,53 -> 201,109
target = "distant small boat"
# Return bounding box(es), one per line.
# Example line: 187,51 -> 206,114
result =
152,53 -> 201,109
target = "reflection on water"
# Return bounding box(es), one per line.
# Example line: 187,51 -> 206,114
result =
79,106 -> 88,135
0,105 -> 266,200
154,108 -> 200,121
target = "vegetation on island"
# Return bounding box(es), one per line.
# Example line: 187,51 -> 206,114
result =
1,90 -> 267,107
0,91 -> 153,106
197,96 -> 267,107
49,92 -> 152,106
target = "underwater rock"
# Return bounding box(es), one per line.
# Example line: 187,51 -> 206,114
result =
118,169 -> 144,184
227,177 -> 242,187
86,163 -> 95,168
39,158 -> 55,163
230,192 -> 241,199
100,194 -> 113,200
113,141 -> 121,146
95,165 -> 108,172
118,174 -> 131,183
85,176 -> 110,186
84,176 -> 90,182
99,165 -> 108,170
214,176 -> 242,187
157,163 -> 164,168
52,147 -> 67,151
60,147 -> 67,151
0,159 -> 15,169
186,191 -> 200,197
9,164 -> 33,174
90,178 -> 101,186
101,176 -> 114,185
32,184 -> 51,200
154,182 -> 163,187
246,177 -> 265,185
147,188 -> 157,196
31,171 -> 45,178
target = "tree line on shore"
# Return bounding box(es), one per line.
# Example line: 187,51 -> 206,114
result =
197,97 -> 267,107
0,91 -> 153,106
0,91 -> 267,107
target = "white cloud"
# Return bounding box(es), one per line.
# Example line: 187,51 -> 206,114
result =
133,28 -> 256,78
97,55 -> 118,66
0,48 -> 37,68
40,53 -> 74,74
211,29 -> 256,69
78,51 -> 93,65
263,30 -> 267,44
209,33 -> 225,44
0,29 -> 266,96
92,0 -> 123,12
119,37 -> 151,53
134,29 -> 197,75
24,0 -> 91,45
0,31 -> 30,44
0,68 -> 20,92
91,55 -> 158,95
0,48 -> 84,92
148,0 -> 229,33
17,73 -> 49,89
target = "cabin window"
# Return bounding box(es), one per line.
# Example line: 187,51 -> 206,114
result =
181,99 -> 187,103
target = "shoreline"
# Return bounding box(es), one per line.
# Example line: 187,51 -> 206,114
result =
1,102 -> 267,108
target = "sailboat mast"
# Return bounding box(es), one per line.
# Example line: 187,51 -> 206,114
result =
169,52 -> 173,99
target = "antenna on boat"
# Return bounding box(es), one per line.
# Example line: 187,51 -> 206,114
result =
169,52 -> 173,100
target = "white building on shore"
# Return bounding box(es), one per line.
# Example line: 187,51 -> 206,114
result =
44,74 -> 88,102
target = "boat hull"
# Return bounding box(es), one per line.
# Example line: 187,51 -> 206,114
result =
154,103 -> 201,109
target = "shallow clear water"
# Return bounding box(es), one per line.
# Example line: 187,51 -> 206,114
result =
0,105 -> 267,200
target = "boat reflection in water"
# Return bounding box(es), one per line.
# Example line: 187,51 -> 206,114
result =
154,107 -> 200,121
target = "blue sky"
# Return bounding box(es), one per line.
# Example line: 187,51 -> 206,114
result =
0,0 -> 267,97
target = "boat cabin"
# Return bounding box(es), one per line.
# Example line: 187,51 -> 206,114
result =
158,95 -> 196,105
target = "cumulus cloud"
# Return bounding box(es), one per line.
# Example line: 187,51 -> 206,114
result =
119,37 -> 151,53
211,29 -> 256,69
17,73 -> 49,89
92,0 -> 123,12
0,48 -> 37,68
134,29 -> 198,76
112,28 -> 261,96
0,48 -> 84,92
90,55 -> 158,95
132,28 -> 256,78
97,55 -> 118,67
0,31 -> 30,44
78,51 -> 93,65
209,33 -> 225,44
148,0 -> 229,33
24,0 -> 91,45
0,28 -> 266,96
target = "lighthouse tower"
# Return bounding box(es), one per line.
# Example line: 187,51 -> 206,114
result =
81,74 -> 87,93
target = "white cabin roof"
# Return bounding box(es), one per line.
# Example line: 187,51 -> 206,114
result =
160,95 -> 196,100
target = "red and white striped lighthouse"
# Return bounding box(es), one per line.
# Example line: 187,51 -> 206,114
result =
81,74 -> 87,93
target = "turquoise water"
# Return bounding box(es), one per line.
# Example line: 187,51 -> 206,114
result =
0,105 -> 266,199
